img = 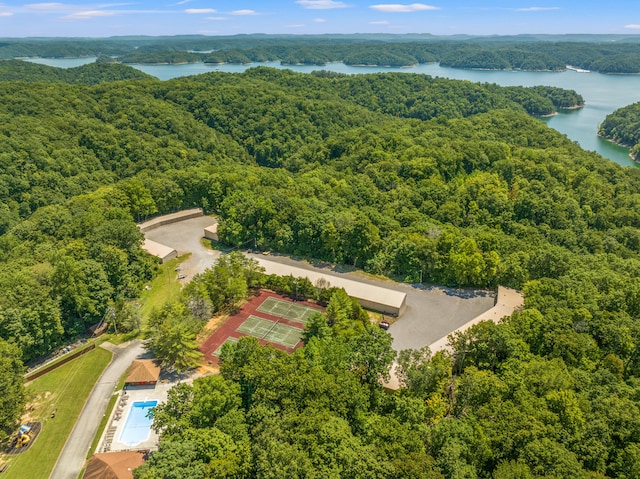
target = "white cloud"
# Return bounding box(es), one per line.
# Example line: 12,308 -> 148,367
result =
370,3 -> 439,13
176,0 -> 192,4
369,20 -> 389,24
0,11 -> 12,16
514,6 -> 560,12
24,3 -> 69,11
625,24 -> 640,29
313,17 -> 326,22
296,0 -> 348,9
230,9 -> 257,15
63,9 -> 116,19
185,8 -> 216,14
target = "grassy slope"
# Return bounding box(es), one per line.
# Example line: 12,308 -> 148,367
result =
2,347 -> 112,479
137,256 -> 186,326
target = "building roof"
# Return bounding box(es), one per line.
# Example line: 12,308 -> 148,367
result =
141,239 -> 176,261
252,256 -> 407,311
138,208 -> 203,232
83,451 -> 146,479
125,359 -> 161,384
204,223 -> 218,234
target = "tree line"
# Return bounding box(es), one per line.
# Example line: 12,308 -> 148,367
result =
599,102 -> 640,160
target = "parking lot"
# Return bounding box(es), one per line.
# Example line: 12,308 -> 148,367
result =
143,215 -> 222,280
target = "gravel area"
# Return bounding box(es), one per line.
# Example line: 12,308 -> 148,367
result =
143,215 -> 221,281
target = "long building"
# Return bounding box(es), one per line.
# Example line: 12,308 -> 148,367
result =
141,239 -> 177,263
138,208 -> 203,233
251,256 -> 407,317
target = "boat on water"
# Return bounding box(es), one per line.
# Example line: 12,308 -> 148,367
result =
566,65 -> 591,73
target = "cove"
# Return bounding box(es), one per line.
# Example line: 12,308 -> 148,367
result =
27,57 -> 640,168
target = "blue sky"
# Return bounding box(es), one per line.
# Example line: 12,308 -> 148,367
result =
0,1 -> 639,37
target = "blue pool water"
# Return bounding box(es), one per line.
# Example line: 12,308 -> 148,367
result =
119,400 -> 157,446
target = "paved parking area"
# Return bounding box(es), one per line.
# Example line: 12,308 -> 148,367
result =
389,285 -> 495,352
143,215 -> 221,280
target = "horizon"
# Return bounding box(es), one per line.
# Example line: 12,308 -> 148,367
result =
0,1 -> 639,38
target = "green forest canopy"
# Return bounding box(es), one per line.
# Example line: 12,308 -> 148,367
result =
599,101 -> 640,160
0,62 -> 639,477
111,41 -> 640,74
4,34 -> 640,72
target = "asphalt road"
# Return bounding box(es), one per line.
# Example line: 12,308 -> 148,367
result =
49,340 -> 145,479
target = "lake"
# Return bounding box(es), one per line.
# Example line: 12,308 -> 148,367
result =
27,57 -> 640,167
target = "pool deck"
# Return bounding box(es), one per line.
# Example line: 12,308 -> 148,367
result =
97,381 -> 174,453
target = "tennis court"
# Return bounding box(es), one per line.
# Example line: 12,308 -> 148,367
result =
257,297 -> 319,324
237,315 -> 303,348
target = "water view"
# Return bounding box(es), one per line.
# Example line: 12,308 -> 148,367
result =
28,57 -> 640,167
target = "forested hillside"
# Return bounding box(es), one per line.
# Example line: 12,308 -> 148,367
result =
599,102 -> 640,160
124,40 -> 640,73
4,34 -> 640,73
1,64 -> 640,476
0,59 -> 153,83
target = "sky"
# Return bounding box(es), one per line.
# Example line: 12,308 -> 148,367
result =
1,1 -> 640,38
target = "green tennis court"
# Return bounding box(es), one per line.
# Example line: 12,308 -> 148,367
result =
236,315 -> 303,348
257,297 -> 320,324
212,337 -> 239,357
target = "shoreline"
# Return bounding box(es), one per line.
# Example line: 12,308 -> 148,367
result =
538,103 -> 584,117
561,104 -> 585,110
125,61 -> 200,66
597,133 -> 638,162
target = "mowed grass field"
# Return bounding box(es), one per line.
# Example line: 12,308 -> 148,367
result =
1,347 -> 112,479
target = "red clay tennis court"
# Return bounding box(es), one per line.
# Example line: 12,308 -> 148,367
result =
199,290 -> 324,364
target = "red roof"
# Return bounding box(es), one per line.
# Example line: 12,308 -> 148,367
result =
83,451 -> 146,479
125,359 -> 161,384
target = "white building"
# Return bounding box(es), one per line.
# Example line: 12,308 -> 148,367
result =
252,256 -> 407,317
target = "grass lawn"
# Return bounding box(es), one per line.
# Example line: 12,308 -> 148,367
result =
136,255 -> 188,326
200,237 -> 233,253
0,347 -> 112,479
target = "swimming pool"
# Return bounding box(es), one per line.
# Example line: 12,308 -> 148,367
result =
119,400 -> 157,446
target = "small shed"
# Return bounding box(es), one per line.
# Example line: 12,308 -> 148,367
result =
204,223 -> 218,241
83,450 -> 146,479
125,360 -> 161,387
